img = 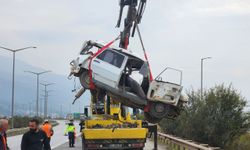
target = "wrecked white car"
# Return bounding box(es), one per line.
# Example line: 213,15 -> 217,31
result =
69,40 -> 187,123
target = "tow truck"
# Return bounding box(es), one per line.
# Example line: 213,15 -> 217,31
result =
68,0 -> 187,149
82,97 -> 148,149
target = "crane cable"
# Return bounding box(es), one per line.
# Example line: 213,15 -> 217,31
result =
136,25 -> 153,81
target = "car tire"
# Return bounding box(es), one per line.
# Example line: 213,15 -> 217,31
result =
79,70 -> 90,89
148,102 -> 168,119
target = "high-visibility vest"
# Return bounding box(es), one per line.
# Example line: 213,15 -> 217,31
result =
41,123 -> 53,138
65,125 -> 75,133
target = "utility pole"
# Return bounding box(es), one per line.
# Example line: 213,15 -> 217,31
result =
40,83 -> 54,118
0,46 -> 36,128
201,57 -> 212,100
40,88 -> 53,119
39,98 -> 43,116
28,101 -> 32,117
24,71 -> 51,116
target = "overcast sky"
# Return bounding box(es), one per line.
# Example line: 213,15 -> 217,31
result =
0,0 -> 250,105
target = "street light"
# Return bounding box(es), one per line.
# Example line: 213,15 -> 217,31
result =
40,83 -> 54,118
24,70 -> 51,116
0,46 -> 36,128
201,57 -> 212,100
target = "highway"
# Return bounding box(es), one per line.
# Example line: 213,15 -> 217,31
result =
53,136 -> 167,150
7,120 -> 80,150
7,120 -> 167,150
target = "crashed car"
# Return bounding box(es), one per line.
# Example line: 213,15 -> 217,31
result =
69,40 -> 187,123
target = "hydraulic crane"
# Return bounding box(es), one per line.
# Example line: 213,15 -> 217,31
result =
69,1 -> 186,149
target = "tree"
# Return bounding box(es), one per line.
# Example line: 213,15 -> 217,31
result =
159,84 -> 250,148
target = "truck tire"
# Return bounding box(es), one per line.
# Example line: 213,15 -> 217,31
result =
79,70 -> 90,89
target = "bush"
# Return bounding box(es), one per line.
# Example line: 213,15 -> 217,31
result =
226,133 -> 250,150
159,84 -> 250,148
9,116 -> 43,128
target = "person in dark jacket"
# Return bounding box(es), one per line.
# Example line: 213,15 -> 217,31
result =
79,118 -> 85,132
21,118 -> 51,150
0,118 -> 9,150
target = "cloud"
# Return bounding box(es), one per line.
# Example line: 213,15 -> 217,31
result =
0,0 -> 250,102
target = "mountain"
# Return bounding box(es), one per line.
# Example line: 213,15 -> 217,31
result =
0,55 -> 90,117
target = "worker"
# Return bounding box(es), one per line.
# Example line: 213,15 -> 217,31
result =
21,118 -> 51,150
0,118 -> 9,150
41,120 -> 54,144
79,118 -> 85,132
65,119 -> 76,147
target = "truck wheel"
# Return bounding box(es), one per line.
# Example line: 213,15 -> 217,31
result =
79,70 -> 90,89
82,137 -> 87,150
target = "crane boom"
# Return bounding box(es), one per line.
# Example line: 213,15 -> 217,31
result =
116,0 -> 147,49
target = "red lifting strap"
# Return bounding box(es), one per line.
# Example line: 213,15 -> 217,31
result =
88,37 -> 119,90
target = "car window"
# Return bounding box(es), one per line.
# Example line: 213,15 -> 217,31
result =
97,49 -> 125,68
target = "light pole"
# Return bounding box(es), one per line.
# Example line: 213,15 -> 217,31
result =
24,70 -> 51,116
201,57 -> 212,100
0,46 -> 36,128
40,83 -> 54,118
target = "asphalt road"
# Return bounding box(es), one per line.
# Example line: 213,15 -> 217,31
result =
8,120 -> 167,150
8,120 -> 80,150
53,136 -> 167,150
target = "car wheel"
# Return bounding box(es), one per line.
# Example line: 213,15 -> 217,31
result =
79,70 -> 90,89
148,102 -> 168,119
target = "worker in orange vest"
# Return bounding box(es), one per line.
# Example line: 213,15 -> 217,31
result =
41,120 -> 54,144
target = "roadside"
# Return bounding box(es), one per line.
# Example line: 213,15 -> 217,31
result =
53,136 -> 167,150
7,120 -> 58,137
7,120 -> 80,150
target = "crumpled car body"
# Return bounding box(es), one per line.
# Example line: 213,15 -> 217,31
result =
69,40 -> 187,123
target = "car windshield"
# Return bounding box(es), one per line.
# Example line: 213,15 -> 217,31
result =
155,67 -> 182,85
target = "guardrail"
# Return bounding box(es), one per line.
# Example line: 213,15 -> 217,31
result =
157,132 -> 221,150
7,121 -> 59,137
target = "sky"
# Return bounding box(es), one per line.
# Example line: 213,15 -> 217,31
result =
0,0 -> 250,105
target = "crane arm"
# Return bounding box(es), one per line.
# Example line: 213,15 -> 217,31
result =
116,0 -> 147,49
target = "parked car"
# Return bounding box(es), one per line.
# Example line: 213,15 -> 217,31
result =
69,40 -> 187,123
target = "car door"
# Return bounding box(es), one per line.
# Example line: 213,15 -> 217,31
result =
91,49 -> 127,88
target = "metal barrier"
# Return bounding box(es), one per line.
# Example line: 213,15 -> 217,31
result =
7,121 -> 59,137
157,132 -> 221,150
